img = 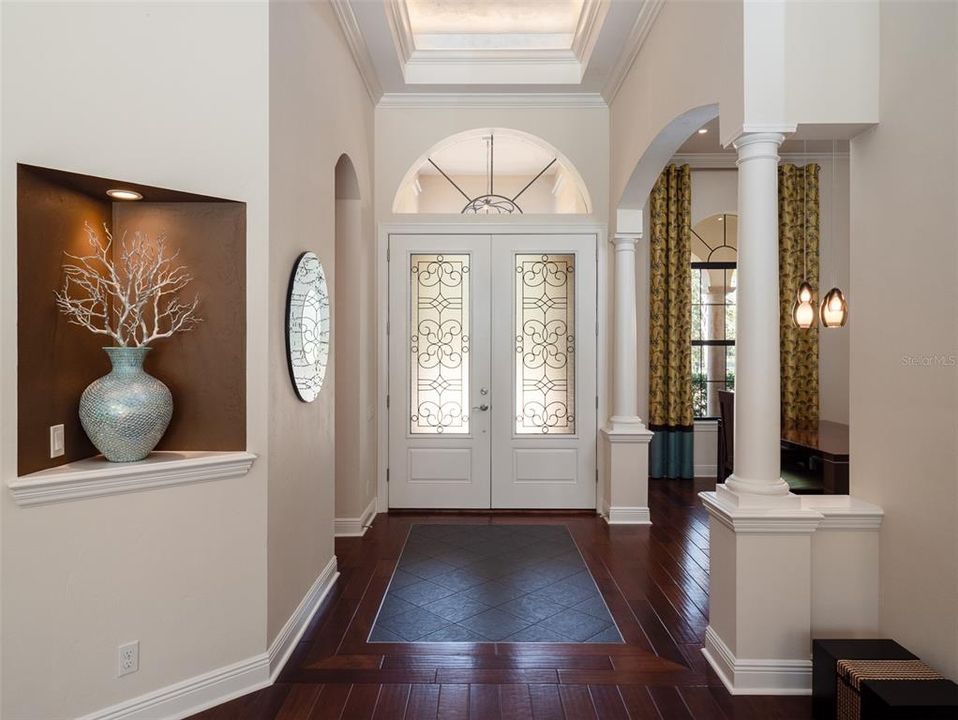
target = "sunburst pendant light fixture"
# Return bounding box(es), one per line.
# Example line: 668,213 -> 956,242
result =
819,140 -> 849,328
792,146 -> 816,329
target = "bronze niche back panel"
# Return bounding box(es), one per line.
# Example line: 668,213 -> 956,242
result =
112,202 -> 246,453
17,166 -> 110,474
16,165 -> 246,476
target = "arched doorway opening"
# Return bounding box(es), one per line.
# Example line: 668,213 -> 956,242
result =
333,154 -> 376,535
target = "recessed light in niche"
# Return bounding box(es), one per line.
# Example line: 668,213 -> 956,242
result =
106,188 -> 143,201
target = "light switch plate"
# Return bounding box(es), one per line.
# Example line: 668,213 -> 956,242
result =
50,424 -> 64,458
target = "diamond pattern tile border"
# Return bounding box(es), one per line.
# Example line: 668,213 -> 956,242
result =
368,524 -> 624,643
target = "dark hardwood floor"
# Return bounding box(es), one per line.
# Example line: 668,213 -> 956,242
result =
189,479 -> 812,719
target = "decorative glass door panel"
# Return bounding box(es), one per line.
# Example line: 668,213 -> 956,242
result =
389,233 -> 596,510
410,254 -> 470,434
515,254 -> 576,435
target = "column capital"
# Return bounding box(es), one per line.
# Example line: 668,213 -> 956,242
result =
733,132 -> 786,165
611,233 -> 641,248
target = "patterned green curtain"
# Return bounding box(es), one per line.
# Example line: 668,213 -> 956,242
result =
779,163 -> 820,431
649,164 -> 694,479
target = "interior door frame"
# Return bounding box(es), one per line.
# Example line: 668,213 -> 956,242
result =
376,220 -> 610,513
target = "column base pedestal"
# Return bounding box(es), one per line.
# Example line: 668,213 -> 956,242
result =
720,476 -> 796,507
702,626 -> 813,696
699,490 -> 883,695
600,425 -> 653,525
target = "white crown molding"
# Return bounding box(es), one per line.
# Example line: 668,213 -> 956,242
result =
385,0 -> 415,64
268,556 -> 340,680
703,627 -> 812,695
605,506 -> 652,525
377,92 -> 607,109
330,0 -> 383,103
572,0 -> 611,66
603,0 -> 665,103
8,451 -> 257,507
335,496 -> 378,537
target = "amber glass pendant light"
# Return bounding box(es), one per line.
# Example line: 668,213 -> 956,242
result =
820,287 -> 848,327
820,140 -> 849,328
793,280 -> 816,328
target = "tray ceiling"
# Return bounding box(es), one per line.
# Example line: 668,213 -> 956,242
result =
331,0 -> 663,102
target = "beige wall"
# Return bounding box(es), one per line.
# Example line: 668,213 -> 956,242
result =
0,3 -> 270,718
0,1 -> 376,716
610,0 -> 743,212
267,0 -> 376,642
849,0 -> 958,679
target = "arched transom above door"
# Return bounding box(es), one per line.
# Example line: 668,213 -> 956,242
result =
393,128 -> 592,214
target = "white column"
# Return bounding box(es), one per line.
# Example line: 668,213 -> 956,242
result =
699,133 -> 882,696
609,233 -> 643,429
600,224 -> 652,525
720,132 -> 792,505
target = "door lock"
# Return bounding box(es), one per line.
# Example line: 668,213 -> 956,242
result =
472,404 -> 490,412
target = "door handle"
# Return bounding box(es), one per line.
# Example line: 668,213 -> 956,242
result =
472,404 -> 489,412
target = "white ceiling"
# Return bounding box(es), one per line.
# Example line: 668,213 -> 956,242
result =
332,0 -> 662,100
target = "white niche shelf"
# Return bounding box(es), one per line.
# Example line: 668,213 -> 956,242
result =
8,450 -> 257,507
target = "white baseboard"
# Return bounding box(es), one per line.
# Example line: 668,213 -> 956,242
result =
695,463 -> 717,478
268,555 -> 340,680
79,557 -> 340,720
76,655 -> 270,720
702,626 -> 812,695
334,496 -> 378,537
604,506 -> 652,525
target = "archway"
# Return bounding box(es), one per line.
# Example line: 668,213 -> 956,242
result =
616,104 -> 719,228
333,154 -> 375,534
393,127 -> 593,214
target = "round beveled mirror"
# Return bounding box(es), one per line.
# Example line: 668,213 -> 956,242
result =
286,252 -> 330,402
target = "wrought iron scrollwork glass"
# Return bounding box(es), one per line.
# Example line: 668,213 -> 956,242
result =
462,195 -> 522,215
286,252 -> 331,402
515,254 -> 576,434
410,254 -> 470,434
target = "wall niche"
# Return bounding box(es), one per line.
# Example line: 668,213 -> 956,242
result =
17,164 -> 247,476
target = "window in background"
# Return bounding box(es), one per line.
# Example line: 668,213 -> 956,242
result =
691,214 -> 737,419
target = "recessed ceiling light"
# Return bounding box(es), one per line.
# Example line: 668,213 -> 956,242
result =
106,188 -> 143,201
718,216 -> 724,221
697,128 -> 708,134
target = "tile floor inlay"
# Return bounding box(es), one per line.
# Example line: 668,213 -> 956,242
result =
369,524 -> 624,643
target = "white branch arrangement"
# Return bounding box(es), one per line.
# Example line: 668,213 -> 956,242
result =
55,222 -> 202,347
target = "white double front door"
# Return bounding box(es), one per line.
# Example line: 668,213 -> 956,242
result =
387,233 -> 597,509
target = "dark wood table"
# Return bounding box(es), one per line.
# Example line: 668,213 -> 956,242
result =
781,420 -> 849,494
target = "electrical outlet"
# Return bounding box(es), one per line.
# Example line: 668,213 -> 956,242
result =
118,641 -> 139,677
50,424 -> 64,458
